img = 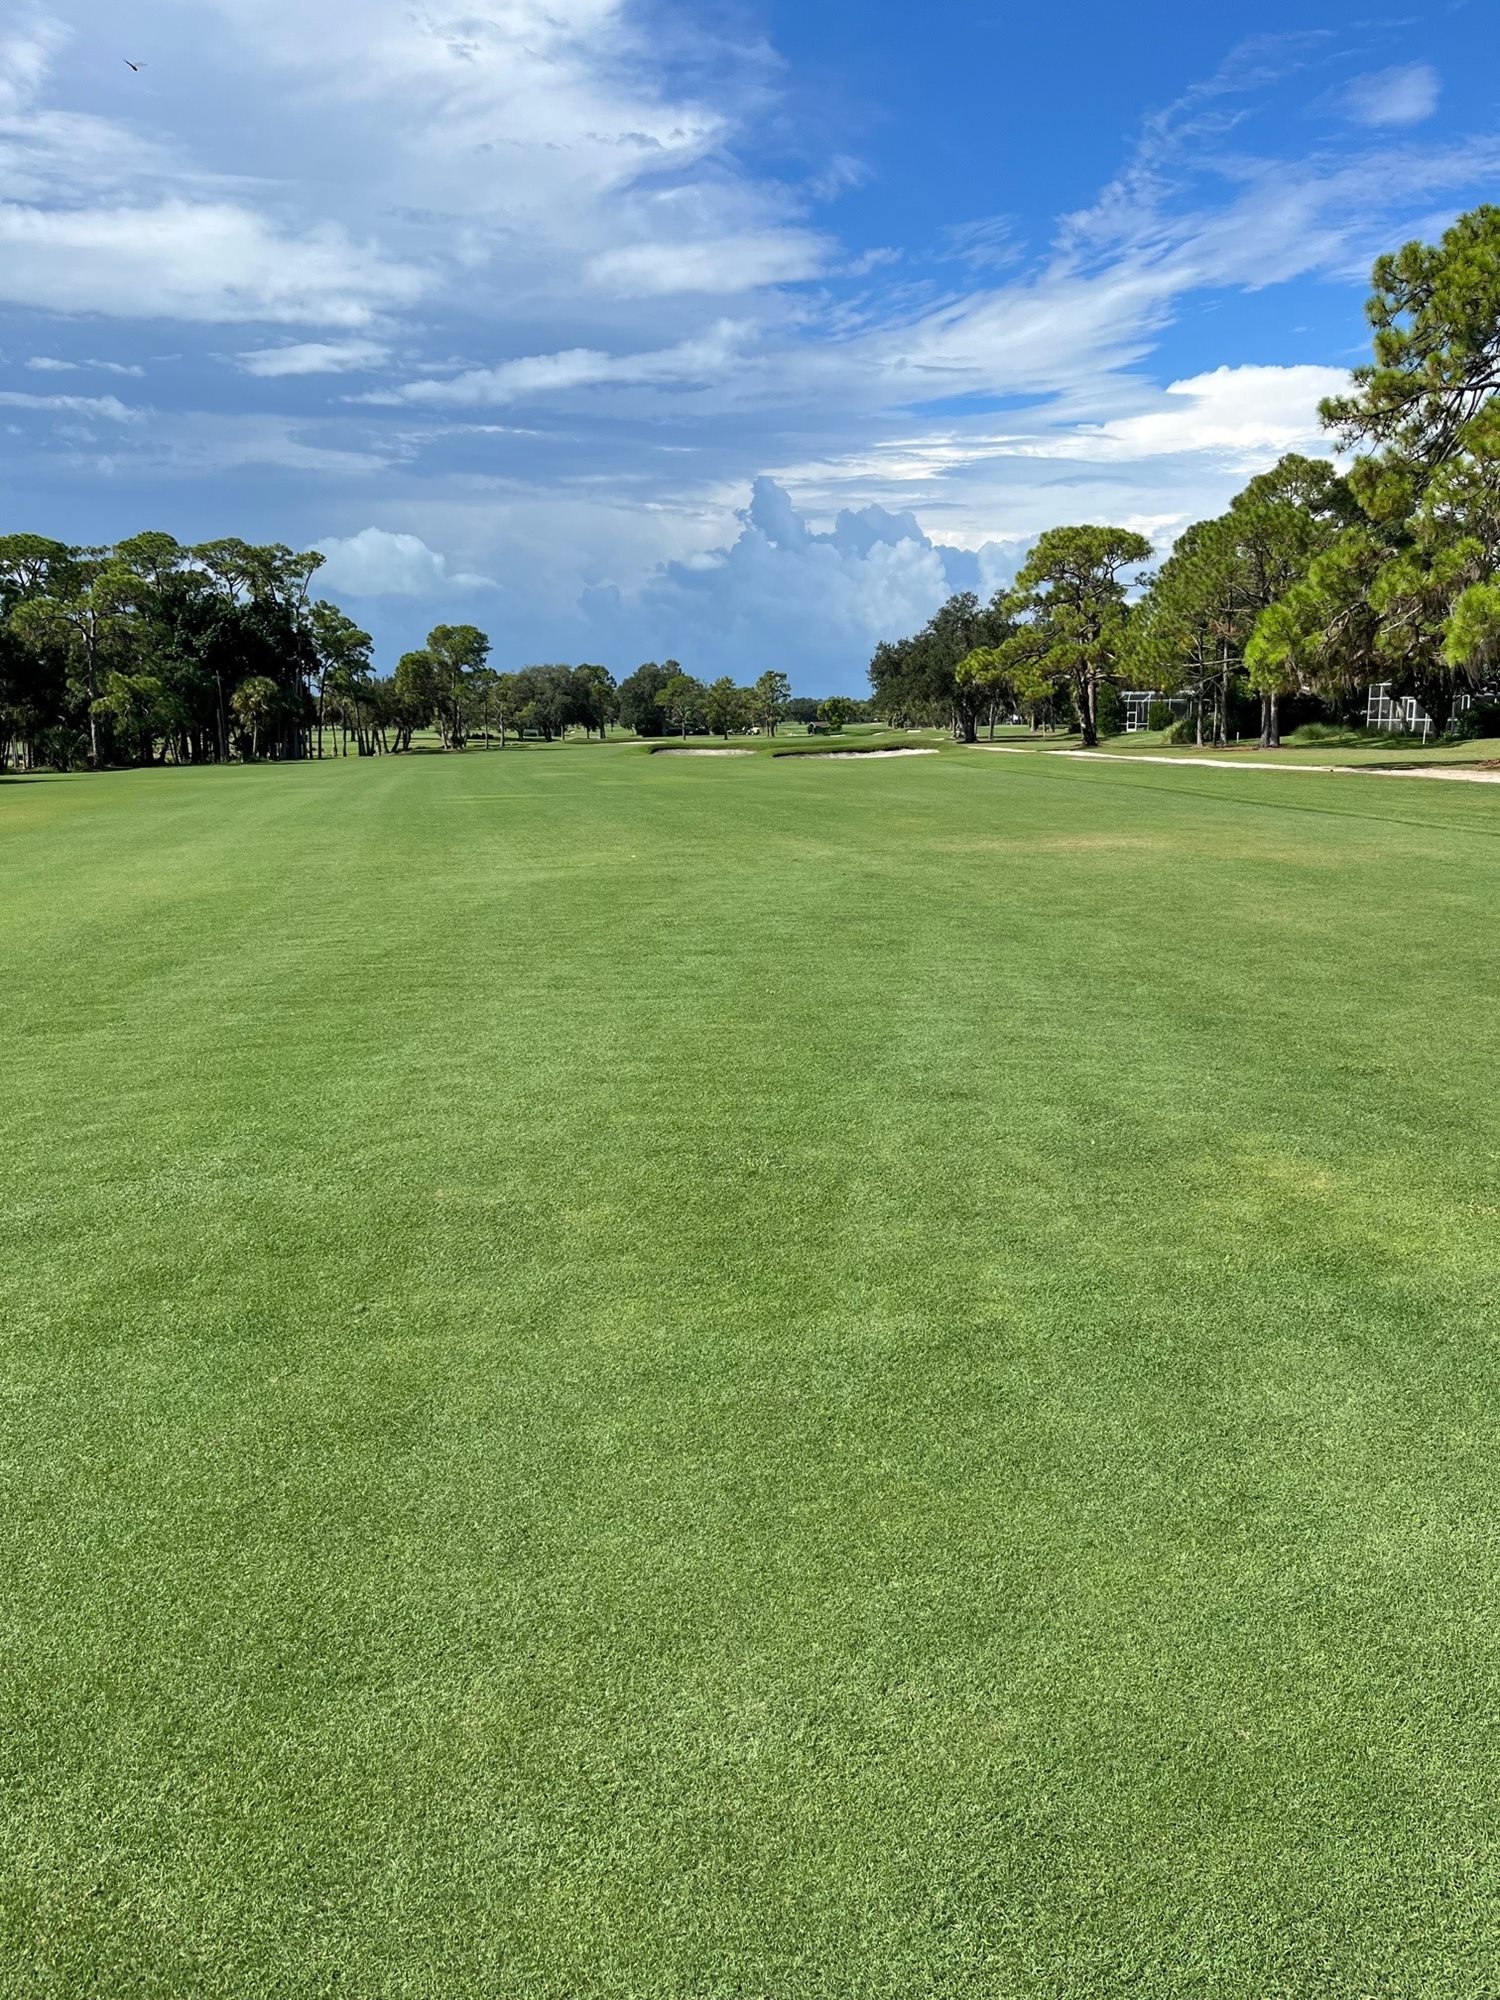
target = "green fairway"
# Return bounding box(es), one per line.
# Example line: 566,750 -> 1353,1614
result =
4,745 -> 1499,1998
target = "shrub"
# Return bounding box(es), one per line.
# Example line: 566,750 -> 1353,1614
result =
1278,691 -> 1329,734
1452,699 -> 1500,741
1147,700 -> 1174,732
1095,685 -> 1125,738
34,727 -> 89,772
1292,721 -> 1359,745
1165,715 -> 1198,745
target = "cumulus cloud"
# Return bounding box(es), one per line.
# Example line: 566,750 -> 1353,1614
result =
577,479 -> 1023,685
1343,64 -> 1441,128
1022,364 -> 1350,464
188,0 -> 731,198
315,527 -> 497,597
136,0 -> 805,312
1,7 -> 1492,690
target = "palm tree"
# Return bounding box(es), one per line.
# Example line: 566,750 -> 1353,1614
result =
231,675 -> 280,761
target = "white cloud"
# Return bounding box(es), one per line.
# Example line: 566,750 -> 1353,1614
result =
587,232 -> 827,297
844,246 -> 902,277
0,200 -> 423,325
938,217 -> 1022,273
574,478 -> 1016,683
0,10 -> 1494,690
315,527 -> 496,597
0,17 -> 423,326
384,322 -> 748,406
0,17 -> 65,120
145,0 -> 792,299
0,15 -> 191,207
1343,64 -> 1440,129
187,0 -> 729,175
0,2 -> 819,337
27,355 -> 144,376
1022,364 -> 1350,464
0,389 -> 137,419
237,339 -> 391,377
81,413 -> 397,477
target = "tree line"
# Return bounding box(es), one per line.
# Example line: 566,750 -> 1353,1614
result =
0,537 -> 876,771
387,659 -> 864,749
871,205 -> 1500,748
611,666 -> 865,739
14,208 -> 1499,771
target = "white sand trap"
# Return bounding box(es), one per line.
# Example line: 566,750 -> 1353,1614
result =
792,747 -> 938,759
1061,751 -> 1338,773
1060,750 -> 1500,784
650,746 -> 753,757
1364,764 -> 1500,783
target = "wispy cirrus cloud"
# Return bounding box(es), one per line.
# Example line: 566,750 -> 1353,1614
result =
237,340 -> 391,377
586,232 -> 828,298
28,354 -> 144,375
376,322 -> 751,407
0,388 -> 137,418
1343,63 -> 1440,129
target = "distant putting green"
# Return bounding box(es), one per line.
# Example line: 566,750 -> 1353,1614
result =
3,744 -> 1498,1997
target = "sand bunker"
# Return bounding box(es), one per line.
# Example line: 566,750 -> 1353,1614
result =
1059,750 -> 1500,783
649,746 -> 753,757
1061,751 -> 1335,773
785,747 -> 938,760
1364,764 -> 1500,783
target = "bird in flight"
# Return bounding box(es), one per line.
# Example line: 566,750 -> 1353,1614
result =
123,58 -> 145,71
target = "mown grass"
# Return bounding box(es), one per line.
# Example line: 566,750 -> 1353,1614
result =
3,744 -> 1498,1998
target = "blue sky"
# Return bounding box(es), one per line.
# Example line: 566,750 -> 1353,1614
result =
1,0 -> 1495,691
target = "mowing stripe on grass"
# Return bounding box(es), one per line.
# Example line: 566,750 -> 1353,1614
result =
2,744 -> 1497,1998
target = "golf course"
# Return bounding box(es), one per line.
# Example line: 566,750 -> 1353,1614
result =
3,740 -> 1497,1996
